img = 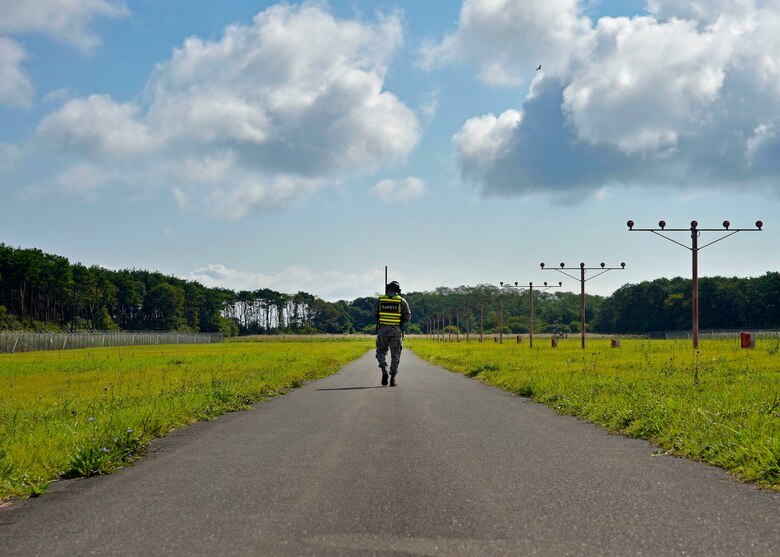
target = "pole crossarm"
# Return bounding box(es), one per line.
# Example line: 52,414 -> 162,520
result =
629,220 -> 762,251
626,219 -> 763,348
540,263 -> 626,271
540,263 -> 626,276
499,281 -> 562,293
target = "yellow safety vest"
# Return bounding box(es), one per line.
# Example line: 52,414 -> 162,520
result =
378,295 -> 403,326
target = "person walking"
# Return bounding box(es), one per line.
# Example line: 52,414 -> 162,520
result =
374,280 -> 411,387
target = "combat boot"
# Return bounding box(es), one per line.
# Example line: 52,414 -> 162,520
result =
380,365 -> 388,386
389,375 -> 396,387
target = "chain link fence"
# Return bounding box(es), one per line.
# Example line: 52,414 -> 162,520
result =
647,329 -> 780,340
0,331 -> 224,354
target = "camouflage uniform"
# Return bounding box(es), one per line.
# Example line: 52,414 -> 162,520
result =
374,295 -> 411,378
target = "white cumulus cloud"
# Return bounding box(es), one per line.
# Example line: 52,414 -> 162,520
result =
29,3 -> 420,218
204,176 -> 321,220
646,0 -> 759,26
144,4 -> 415,177
369,177 -> 429,203
432,0 -> 780,198
0,37 -> 32,108
452,110 -> 522,171
38,94 -> 155,160
0,0 -> 128,50
420,0 -> 591,86
563,15 -> 734,154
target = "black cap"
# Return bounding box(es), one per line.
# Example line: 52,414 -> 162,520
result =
386,281 -> 401,294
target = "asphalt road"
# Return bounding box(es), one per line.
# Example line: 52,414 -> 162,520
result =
1,350 -> 778,556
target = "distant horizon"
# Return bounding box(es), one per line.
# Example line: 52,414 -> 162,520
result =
3,240 -> 776,304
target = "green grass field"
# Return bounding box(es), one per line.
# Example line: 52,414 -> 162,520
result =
3,335 -> 777,501
407,337 -> 780,489
0,338 -> 372,501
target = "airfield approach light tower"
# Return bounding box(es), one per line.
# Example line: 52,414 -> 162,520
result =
627,220 -> 763,348
500,281 -> 562,348
540,262 -> 626,349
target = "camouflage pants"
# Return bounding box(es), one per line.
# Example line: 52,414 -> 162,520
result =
376,332 -> 403,376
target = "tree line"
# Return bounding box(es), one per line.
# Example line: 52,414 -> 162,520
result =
0,244 -> 238,335
2,244 -> 780,335
595,274 -> 780,333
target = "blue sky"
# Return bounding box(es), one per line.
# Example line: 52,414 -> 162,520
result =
1,0 -> 778,301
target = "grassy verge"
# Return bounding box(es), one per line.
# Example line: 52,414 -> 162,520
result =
408,337 -> 780,489
0,338 -> 372,501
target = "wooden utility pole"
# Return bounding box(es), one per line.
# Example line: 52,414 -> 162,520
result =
480,301 -> 484,343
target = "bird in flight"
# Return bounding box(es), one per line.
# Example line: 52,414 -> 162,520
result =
535,64 -> 542,71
